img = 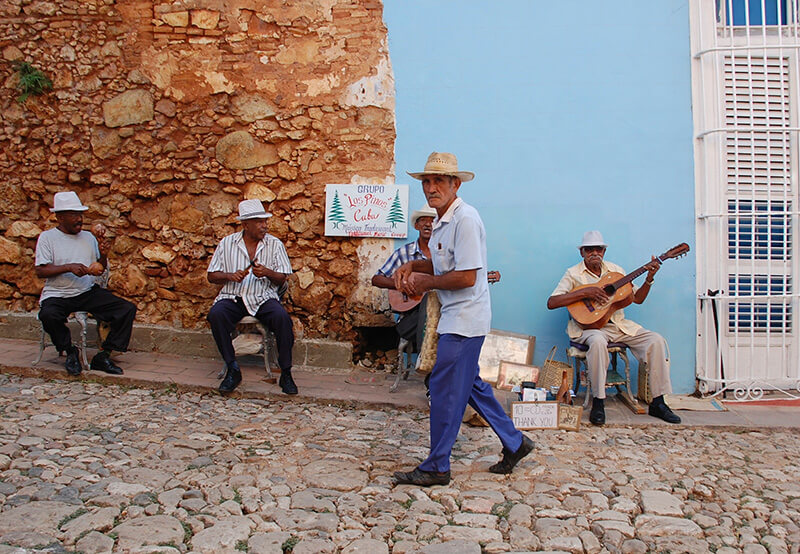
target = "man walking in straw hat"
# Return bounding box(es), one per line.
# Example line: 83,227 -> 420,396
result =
207,199 -> 296,395
392,152 -> 534,486
547,230 -> 680,426
35,191 -> 137,376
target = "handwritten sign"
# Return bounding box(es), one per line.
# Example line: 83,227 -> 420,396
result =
324,184 -> 409,238
511,402 -> 559,429
557,403 -> 582,432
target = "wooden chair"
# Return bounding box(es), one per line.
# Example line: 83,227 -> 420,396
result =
567,340 -> 642,412
32,269 -> 110,370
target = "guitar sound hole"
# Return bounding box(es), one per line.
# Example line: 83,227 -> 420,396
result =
603,284 -> 616,295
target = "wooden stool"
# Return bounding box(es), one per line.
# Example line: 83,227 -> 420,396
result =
217,316 -> 279,383
567,340 -> 643,413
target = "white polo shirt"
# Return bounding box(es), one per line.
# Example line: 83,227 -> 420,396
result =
430,198 -> 491,337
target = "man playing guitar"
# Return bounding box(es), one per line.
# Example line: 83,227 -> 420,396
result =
547,231 -> 681,426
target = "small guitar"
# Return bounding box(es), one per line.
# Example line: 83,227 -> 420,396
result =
388,270 -> 502,312
567,243 -> 690,329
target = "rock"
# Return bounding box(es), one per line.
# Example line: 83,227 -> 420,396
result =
0,501 -> 77,535
231,94 -> 277,123
161,11 -> 188,26
90,127 -> 121,159
190,516 -> 253,553
108,264 -> 148,297
75,530 -> 115,554
142,244 -> 176,264
301,459 -> 368,491
2,46 -> 23,61
342,538 -> 389,553
103,89 -> 154,128
6,221 -> 41,238
112,515 -> 185,550
107,482 -> 150,497
155,99 -> 176,117
248,531 -> 291,554
60,506 -> 119,543
420,540 -> 482,554
641,489 -> 684,516
0,237 -> 22,264
243,182 -> 277,203
191,9 -> 220,29
295,269 -> 314,289
216,131 -> 279,170
635,514 -> 703,538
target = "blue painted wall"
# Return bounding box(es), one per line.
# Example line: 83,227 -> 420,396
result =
383,1 -> 696,393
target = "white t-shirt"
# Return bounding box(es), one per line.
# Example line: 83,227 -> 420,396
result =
35,228 -> 100,303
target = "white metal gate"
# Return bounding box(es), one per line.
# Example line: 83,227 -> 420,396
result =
690,0 -> 800,399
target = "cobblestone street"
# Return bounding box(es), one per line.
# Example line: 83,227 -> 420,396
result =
0,373 -> 799,554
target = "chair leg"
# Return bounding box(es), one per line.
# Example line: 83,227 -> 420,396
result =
75,313 -> 89,369
580,358 -> 592,409
33,325 -> 46,365
618,350 -> 637,406
390,338 -> 409,393
265,331 -> 279,382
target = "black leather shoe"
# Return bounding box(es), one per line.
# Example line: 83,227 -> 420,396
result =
590,397 -> 606,426
219,362 -> 242,394
649,401 -> 681,424
279,369 -> 298,395
90,351 -> 123,375
489,434 -> 534,474
393,467 -> 451,487
65,348 -> 82,376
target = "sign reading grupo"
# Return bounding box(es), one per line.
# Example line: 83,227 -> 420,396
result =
324,184 -> 409,238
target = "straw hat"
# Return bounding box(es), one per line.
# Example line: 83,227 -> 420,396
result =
578,230 -> 607,249
407,152 -> 474,182
410,204 -> 437,226
236,199 -> 272,221
50,191 -> 88,213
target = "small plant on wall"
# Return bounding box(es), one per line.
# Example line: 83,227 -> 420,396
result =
12,60 -> 53,103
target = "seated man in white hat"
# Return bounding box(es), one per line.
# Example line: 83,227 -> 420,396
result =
35,191 -> 137,376
547,230 -> 680,425
207,199 -> 296,395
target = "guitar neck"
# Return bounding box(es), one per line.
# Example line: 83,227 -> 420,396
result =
612,254 -> 666,289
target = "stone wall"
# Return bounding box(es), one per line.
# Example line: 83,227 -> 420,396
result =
0,0 -> 396,346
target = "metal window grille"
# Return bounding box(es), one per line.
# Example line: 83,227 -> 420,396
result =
691,0 -> 800,400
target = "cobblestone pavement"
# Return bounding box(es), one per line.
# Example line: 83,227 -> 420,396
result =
1,374 -> 799,554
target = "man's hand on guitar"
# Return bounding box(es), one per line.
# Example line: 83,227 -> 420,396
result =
487,270 -> 501,283
393,262 -> 414,293
644,256 -> 661,281
402,272 -> 432,298
583,286 -> 609,304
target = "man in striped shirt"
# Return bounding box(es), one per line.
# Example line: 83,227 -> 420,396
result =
207,199 -> 296,395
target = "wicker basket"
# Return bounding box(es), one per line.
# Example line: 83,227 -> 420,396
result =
417,291 -> 441,374
637,361 -> 652,403
539,345 -> 574,391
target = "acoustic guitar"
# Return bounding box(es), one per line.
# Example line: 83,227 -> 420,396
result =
567,243 -> 690,329
388,270 -> 502,312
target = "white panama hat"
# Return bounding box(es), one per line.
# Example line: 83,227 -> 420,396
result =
407,151 -> 475,182
578,230 -> 607,249
50,191 -> 89,213
236,199 -> 272,221
410,204 -> 437,226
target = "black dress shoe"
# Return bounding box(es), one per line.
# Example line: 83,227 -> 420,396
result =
279,369 -> 298,395
219,362 -> 242,394
649,401 -> 681,424
90,351 -> 123,375
65,349 -> 82,376
590,397 -> 605,426
393,467 -> 451,486
489,434 -> 535,474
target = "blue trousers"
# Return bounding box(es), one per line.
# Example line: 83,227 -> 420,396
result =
418,334 -> 523,473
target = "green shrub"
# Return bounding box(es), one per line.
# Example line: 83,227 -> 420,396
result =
12,60 -> 53,103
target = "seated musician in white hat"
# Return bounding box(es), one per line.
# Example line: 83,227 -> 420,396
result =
546,230 -> 680,426
207,199 -> 295,395
35,191 -> 137,377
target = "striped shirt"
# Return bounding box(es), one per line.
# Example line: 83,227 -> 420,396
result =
208,231 -> 292,315
376,240 -> 427,277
